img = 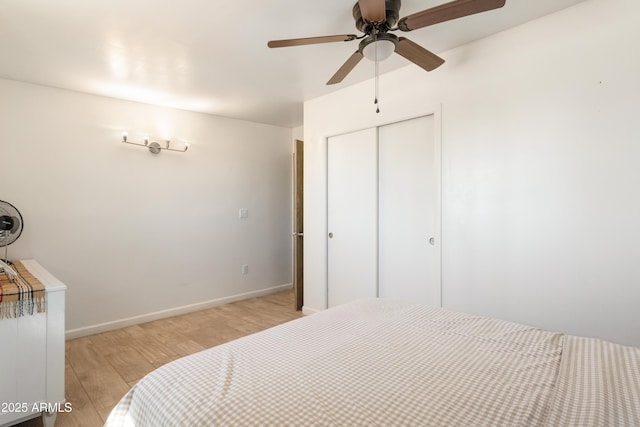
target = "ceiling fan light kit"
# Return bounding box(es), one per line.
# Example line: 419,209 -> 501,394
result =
361,34 -> 397,61
268,0 -> 507,85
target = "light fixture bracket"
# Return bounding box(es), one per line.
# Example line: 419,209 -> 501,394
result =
148,142 -> 162,154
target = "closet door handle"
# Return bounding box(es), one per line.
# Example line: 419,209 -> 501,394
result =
328,232 -> 334,239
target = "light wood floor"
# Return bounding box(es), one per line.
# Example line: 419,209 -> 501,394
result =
18,289 -> 302,427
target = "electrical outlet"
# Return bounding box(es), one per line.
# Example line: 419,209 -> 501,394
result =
241,264 -> 249,275
239,208 -> 249,219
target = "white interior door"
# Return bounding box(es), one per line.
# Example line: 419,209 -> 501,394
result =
378,115 -> 441,305
327,128 -> 378,307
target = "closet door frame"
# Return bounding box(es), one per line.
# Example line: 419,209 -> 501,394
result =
323,106 -> 443,308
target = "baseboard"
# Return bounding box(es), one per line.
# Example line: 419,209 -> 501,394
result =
65,283 -> 293,340
302,306 -> 321,316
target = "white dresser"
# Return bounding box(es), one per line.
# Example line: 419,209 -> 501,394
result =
0,260 -> 66,427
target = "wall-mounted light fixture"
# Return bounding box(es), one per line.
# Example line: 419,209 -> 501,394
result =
122,132 -> 189,154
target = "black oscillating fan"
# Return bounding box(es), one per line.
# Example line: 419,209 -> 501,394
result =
0,199 -> 23,263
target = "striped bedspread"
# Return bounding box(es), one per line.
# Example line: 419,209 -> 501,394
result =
105,299 -> 640,426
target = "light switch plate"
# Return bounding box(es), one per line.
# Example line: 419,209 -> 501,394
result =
239,208 -> 249,219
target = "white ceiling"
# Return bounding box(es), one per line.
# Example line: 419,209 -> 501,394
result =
0,0 -> 586,128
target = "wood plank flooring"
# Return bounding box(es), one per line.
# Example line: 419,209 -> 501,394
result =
17,289 -> 302,427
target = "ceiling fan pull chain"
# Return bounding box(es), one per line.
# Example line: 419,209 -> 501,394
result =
375,63 -> 380,114
374,33 -> 380,114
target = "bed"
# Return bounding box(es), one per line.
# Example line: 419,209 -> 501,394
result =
105,298 -> 640,426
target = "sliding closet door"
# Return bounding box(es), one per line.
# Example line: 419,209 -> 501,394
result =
378,115 -> 440,305
327,128 -> 378,307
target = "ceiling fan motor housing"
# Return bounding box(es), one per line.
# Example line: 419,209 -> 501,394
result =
353,0 -> 401,33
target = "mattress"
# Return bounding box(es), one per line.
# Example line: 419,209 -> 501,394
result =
105,299 -> 640,426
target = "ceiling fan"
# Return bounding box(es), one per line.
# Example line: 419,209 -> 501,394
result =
268,0 -> 506,85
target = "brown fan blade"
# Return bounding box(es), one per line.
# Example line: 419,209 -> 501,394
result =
395,37 -> 445,72
327,51 -> 364,85
358,0 -> 386,22
398,0 -> 506,32
268,34 -> 357,48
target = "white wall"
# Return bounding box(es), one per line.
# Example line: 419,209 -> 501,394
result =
304,0 -> 640,347
0,79 -> 293,333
